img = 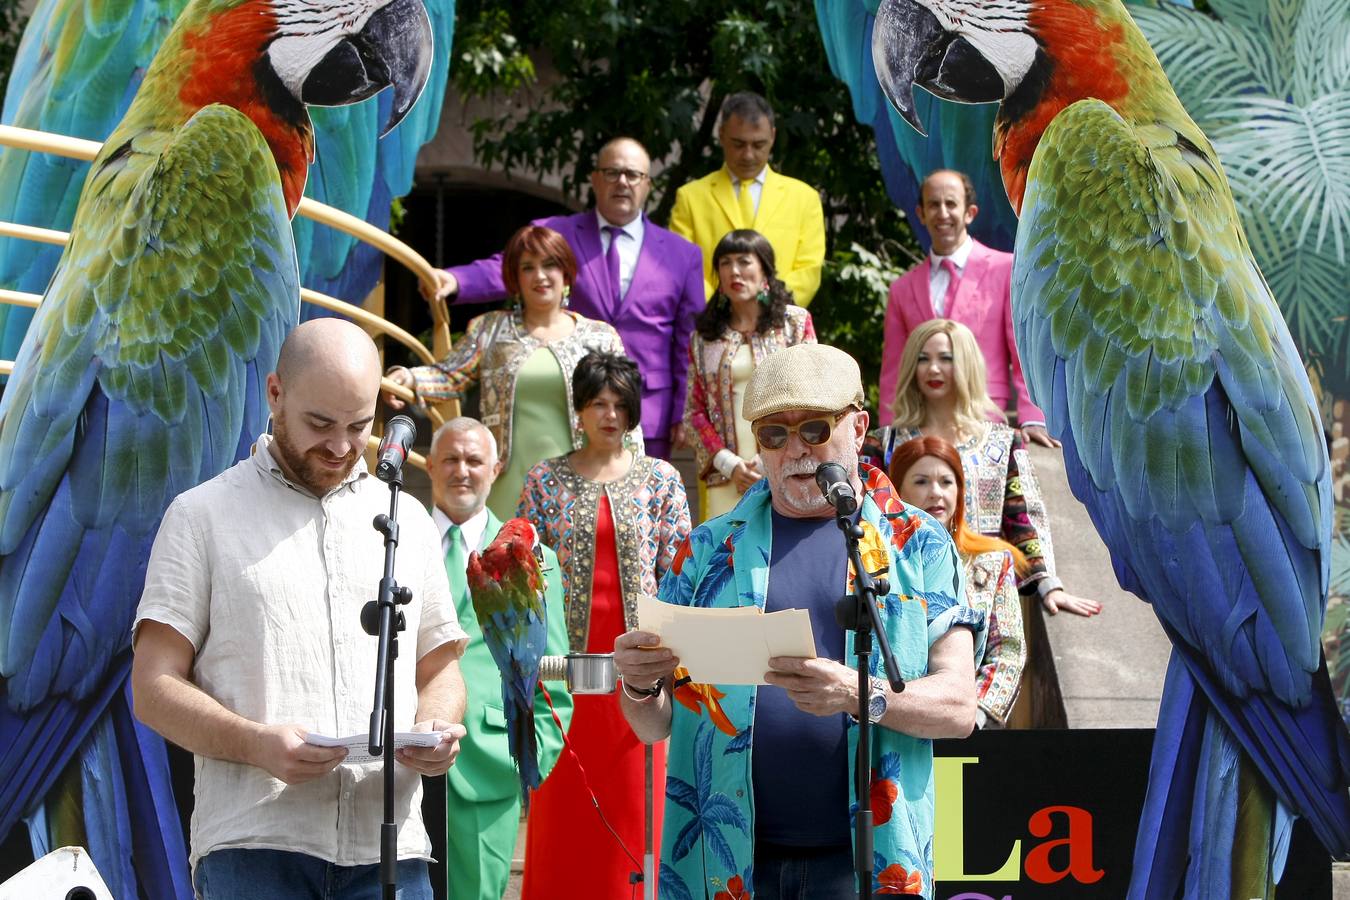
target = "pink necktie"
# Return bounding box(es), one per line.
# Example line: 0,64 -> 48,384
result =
937,257 -> 960,316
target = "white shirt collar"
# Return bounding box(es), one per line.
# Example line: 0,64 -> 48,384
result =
732,166 -> 768,188
596,210 -> 645,242
432,504 -> 491,557
930,234 -> 974,271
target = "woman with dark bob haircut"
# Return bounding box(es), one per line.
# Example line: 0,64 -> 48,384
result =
516,351 -> 691,897
385,225 -> 633,518
684,228 -> 815,520
571,349 -> 643,431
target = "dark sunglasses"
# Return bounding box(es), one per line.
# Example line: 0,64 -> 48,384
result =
754,409 -> 853,450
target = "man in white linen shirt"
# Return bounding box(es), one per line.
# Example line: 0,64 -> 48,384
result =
131,318 -> 469,900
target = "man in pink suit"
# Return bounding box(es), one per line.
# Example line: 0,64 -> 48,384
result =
878,169 -> 1057,447
423,137 -> 704,459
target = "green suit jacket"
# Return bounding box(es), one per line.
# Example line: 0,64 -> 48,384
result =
447,510 -> 573,802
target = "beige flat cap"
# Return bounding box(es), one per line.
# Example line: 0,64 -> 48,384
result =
742,343 -> 866,421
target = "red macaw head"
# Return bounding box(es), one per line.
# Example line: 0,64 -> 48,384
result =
870,0 -> 1152,210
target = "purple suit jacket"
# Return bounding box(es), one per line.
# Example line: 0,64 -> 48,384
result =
879,238 -> 1044,426
447,211 -> 705,444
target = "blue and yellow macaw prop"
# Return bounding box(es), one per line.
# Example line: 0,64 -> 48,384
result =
814,0 -> 1016,252
871,0 -> 1350,896
0,0 -> 434,896
0,0 -> 456,361
466,517 -> 550,796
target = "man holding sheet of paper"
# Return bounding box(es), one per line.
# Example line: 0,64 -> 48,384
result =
616,342 -> 984,900
130,321 -> 469,899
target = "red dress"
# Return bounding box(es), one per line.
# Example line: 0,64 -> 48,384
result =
522,496 -> 666,898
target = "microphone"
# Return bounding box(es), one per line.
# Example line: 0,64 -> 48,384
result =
376,415 -> 417,482
815,461 -> 858,516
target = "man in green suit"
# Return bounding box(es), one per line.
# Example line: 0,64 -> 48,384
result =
428,417 -> 573,899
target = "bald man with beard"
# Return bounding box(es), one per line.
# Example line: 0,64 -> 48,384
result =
131,319 -> 469,899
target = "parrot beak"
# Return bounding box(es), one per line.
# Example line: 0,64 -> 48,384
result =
871,0 -> 1005,135
300,0 -> 433,136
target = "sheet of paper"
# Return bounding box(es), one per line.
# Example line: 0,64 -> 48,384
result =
305,731 -> 443,765
637,595 -> 815,685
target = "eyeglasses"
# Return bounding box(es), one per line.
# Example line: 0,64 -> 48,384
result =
596,167 -> 649,185
753,409 -> 853,450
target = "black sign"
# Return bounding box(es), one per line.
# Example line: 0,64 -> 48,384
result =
933,729 -> 1330,899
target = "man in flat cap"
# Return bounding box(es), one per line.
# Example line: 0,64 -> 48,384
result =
615,343 -> 983,899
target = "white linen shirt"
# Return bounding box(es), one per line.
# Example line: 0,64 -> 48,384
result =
134,435 -> 467,870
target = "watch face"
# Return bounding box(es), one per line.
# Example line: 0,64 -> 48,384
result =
868,692 -> 887,723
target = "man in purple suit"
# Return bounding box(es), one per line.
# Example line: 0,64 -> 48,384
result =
423,138 -> 705,459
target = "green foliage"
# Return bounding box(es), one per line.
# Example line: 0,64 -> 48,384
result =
0,0 -> 26,100
448,0 -> 922,408
1133,0 -> 1350,397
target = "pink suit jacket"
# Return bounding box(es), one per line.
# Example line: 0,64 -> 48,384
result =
878,238 -> 1044,426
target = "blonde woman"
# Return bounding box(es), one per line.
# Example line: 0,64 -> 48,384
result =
870,319 -> 1099,617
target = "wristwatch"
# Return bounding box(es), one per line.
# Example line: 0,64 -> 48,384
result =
853,676 -> 888,724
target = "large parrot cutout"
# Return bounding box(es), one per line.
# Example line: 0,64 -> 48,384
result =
0,0 -> 456,363
814,0 -> 1017,253
0,0 -> 432,896
871,0 -> 1350,896
466,517 -> 550,796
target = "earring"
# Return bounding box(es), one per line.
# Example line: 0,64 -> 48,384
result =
755,286 -> 771,305
715,291 -> 732,307
562,285 -> 571,308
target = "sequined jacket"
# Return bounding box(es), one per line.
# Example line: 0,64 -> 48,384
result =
866,422 -> 1059,594
517,454 -> 691,652
684,305 -> 815,484
965,548 -> 1025,725
409,309 -> 634,467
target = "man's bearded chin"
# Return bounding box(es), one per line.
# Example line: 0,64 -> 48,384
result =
770,458 -> 834,513
274,420 -> 360,495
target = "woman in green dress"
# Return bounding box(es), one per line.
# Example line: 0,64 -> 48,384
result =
386,225 -> 634,518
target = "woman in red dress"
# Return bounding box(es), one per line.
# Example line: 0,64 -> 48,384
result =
517,352 -> 692,897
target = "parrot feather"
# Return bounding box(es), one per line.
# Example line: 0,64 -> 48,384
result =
466,518 -> 550,796
867,0 -> 1350,892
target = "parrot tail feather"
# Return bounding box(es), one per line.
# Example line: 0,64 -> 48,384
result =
1128,651 -> 1205,900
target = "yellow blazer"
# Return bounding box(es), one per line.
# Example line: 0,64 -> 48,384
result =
668,164 -> 826,306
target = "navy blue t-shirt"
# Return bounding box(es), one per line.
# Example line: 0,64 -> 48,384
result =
751,509 -> 852,847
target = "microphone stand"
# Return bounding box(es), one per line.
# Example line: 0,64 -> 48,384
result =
832,500 -> 905,900
362,466 -> 414,900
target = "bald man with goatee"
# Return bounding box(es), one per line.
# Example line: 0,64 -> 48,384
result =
131,319 -> 469,899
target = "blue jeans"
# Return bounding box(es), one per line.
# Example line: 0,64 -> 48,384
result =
754,842 -> 857,899
195,848 -> 432,900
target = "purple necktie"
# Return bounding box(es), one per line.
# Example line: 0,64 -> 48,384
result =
604,225 -> 623,302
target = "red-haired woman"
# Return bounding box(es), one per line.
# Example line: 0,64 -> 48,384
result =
387,225 -> 635,518
890,435 -> 1028,727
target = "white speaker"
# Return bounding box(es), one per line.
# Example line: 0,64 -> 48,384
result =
0,846 -> 114,900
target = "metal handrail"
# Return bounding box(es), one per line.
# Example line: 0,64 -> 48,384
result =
0,123 -> 464,465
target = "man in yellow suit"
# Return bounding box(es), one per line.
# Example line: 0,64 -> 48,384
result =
669,92 -> 827,307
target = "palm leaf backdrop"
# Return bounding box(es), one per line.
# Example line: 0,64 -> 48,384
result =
1133,0 -> 1350,720
1133,0 -> 1350,390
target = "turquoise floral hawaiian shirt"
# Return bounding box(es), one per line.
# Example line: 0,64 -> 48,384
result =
657,464 -> 984,899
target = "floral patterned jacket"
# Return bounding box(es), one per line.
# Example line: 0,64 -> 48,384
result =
684,305 -> 815,484
517,454 -> 691,652
656,465 -> 984,900
409,309 -> 635,467
965,548 -> 1025,725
